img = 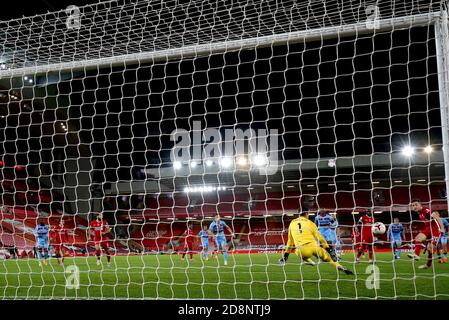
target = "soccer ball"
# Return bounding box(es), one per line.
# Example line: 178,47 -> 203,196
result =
372,222 -> 386,235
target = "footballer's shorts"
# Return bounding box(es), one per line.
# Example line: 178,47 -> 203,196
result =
37,239 -> 49,249
391,237 -> 402,248
437,235 -> 447,246
294,243 -> 333,263
360,234 -> 374,245
421,224 -> 440,241
319,229 -> 332,241
214,235 -> 227,250
201,239 -> 209,249
184,241 -> 194,251
53,243 -> 64,252
94,239 -> 109,247
327,231 -> 338,244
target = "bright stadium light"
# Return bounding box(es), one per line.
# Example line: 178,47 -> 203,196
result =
205,159 -> 213,167
190,160 -> 198,168
184,185 -> 224,193
173,161 -> 182,170
401,145 -> 414,157
236,156 -> 248,167
252,154 -> 268,167
219,157 -> 233,168
424,145 -> 433,154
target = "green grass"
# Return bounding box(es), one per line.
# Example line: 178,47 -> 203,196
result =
1,252 -> 449,299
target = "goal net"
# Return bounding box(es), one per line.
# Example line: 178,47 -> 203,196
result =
0,0 -> 449,300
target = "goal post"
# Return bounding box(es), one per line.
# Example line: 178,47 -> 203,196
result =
435,6 -> 449,211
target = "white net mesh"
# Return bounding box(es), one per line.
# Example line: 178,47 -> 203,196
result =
0,0 -> 449,300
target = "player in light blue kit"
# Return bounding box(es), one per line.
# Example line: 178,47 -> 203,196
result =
34,217 -> 50,267
314,209 -> 338,261
209,214 -> 234,266
436,217 -> 449,263
387,217 -> 405,260
198,224 -> 211,260
329,213 -> 342,258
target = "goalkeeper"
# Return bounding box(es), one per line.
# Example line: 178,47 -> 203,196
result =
278,209 -> 353,275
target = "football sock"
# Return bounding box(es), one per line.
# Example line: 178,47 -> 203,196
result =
415,242 -> 422,256
427,250 -> 433,267
104,247 -> 111,262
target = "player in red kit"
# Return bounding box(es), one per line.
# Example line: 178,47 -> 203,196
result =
408,199 -> 444,269
51,219 -> 68,266
352,226 -> 363,256
89,213 -> 111,266
181,222 -> 195,261
355,210 -> 374,263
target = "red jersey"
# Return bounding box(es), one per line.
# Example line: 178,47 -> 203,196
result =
416,208 -> 432,230
185,228 -> 195,244
90,219 -> 110,241
51,225 -> 68,244
359,215 -> 374,237
415,207 -> 440,235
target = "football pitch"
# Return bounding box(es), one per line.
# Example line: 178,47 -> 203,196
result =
1,252 -> 449,300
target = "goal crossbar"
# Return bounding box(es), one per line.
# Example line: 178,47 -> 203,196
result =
0,11 -> 442,79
